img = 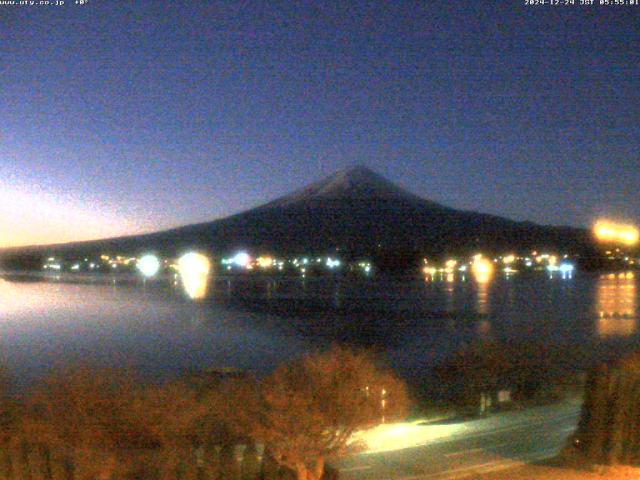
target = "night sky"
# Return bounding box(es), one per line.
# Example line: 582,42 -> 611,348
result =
2,1 -> 639,248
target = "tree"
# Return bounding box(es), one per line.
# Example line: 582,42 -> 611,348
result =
437,340 -> 510,411
22,366 -> 154,480
573,352 -> 640,465
21,367 -> 243,480
220,346 -> 410,480
130,380 -> 209,480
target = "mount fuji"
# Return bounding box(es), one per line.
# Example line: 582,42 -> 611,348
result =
1,166 -> 594,268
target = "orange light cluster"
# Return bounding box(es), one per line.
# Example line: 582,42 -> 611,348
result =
594,220 -> 639,246
256,256 -> 274,268
471,255 -> 494,284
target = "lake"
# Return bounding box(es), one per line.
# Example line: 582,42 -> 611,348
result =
0,270 -> 637,388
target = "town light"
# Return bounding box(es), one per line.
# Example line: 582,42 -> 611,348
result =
232,251 -> 251,268
178,252 -> 211,299
326,257 -> 341,268
503,254 -> 515,265
423,266 -> 437,276
137,254 -> 161,278
594,220 -> 639,246
256,256 -> 273,268
559,263 -> 574,274
471,255 -> 494,283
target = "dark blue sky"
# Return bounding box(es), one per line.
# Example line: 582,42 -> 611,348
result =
2,1 -> 639,247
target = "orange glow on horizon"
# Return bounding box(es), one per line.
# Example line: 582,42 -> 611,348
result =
0,182 -> 149,248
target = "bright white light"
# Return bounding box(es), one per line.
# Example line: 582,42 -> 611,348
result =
559,263 -> 574,273
178,252 -> 211,299
232,252 -> 251,268
353,421 -> 467,454
137,254 -> 161,278
326,258 -> 341,268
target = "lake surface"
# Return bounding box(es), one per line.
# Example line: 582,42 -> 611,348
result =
0,270 -> 638,387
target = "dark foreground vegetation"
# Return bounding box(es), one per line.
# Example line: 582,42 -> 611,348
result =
0,346 -> 408,480
429,339 -> 584,415
571,351 -> 640,466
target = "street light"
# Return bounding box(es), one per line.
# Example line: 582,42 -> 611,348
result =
137,254 -> 160,278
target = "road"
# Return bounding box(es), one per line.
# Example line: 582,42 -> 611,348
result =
334,399 -> 582,480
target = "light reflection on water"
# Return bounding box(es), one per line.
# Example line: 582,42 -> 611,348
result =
475,281 -> 491,316
0,271 -> 639,385
596,273 -> 637,338
0,277 -> 310,386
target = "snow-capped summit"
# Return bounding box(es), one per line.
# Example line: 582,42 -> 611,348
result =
262,165 -> 424,209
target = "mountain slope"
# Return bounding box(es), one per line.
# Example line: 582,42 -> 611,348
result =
0,166 -> 594,263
